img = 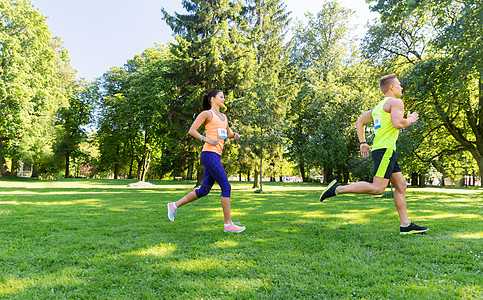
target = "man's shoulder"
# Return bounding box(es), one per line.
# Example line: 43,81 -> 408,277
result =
384,97 -> 403,110
384,96 -> 402,103
385,97 -> 403,105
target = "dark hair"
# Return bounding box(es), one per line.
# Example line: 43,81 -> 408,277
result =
202,90 -> 222,111
378,74 -> 398,94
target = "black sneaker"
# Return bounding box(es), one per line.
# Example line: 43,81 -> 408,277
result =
320,180 -> 340,202
400,222 -> 429,235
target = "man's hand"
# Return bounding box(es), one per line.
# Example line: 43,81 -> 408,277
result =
407,111 -> 419,124
360,143 -> 371,159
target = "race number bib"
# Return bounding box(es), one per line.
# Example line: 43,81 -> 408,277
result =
374,116 -> 381,130
218,128 -> 227,139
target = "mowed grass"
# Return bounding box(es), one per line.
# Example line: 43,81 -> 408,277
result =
0,178 -> 481,299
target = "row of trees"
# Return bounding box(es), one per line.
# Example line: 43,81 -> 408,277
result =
1,0 -> 481,187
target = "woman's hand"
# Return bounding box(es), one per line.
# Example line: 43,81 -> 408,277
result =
233,132 -> 240,140
206,138 -> 219,146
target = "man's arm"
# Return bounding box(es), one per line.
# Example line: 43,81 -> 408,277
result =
356,110 -> 373,159
387,98 -> 419,129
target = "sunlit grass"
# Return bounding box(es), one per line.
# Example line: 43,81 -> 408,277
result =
0,178 -> 481,299
453,232 -> 483,239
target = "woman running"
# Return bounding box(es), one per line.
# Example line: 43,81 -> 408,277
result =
167,90 -> 246,233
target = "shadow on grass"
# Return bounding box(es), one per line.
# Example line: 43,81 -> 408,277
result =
0,180 -> 481,298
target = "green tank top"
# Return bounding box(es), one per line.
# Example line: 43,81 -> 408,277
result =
372,97 -> 399,150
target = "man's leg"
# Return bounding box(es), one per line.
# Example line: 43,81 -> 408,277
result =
320,176 -> 389,201
390,172 -> 429,234
320,149 -> 394,201
390,172 -> 410,226
336,176 -> 389,195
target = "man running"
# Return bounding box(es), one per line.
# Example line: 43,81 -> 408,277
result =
320,74 -> 428,235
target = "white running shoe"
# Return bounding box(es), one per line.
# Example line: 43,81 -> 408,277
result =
224,222 -> 246,233
167,202 -> 178,222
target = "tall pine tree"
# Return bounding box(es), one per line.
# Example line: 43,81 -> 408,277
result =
162,0 -> 256,185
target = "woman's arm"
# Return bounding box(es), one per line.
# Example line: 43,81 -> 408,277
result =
188,111 -> 219,146
226,121 -> 240,140
188,111 -> 209,140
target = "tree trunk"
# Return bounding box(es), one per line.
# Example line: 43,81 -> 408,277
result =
64,152 -> 70,178
0,155 -> 7,176
418,174 -> 425,187
32,163 -> 39,178
141,152 -> 151,182
300,162 -> 306,182
343,171 -> 350,184
186,162 -> 194,180
136,160 -> 142,180
258,124 -> 264,192
195,164 -> 204,187
10,160 -> 18,176
128,153 -> 134,179
323,168 -> 332,185
259,146 -> 263,192
476,156 -> 483,187
114,163 -> 119,179
253,168 -> 259,189
411,172 -> 418,186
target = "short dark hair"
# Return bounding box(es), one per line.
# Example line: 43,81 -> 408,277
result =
378,74 -> 398,94
202,90 -> 222,111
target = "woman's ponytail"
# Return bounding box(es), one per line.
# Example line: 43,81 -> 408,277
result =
203,94 -> 211,111
202,90 -> 222,111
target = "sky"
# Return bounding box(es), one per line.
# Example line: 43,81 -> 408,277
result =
32,0 -> 378,81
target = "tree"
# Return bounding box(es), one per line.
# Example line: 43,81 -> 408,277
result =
124,46 -> 171,181
96,67 -> 131,179
52,82 -> 95,178
364,0 -> 483,182
286,1 -> 375,183
162,0 -> 256,185
232,0 -> 292,191
0,0 -> 76,175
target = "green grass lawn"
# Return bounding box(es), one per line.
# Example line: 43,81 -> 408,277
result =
0,178 -> 481,299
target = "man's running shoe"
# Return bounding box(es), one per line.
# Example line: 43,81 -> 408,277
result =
167,202 -> 178,222
320,180 -> 340,202
400,222 -> 429,235
224,222 -> 246,233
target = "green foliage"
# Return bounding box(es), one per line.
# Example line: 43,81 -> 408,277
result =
365,0 -> 483,182
161,0 -> 258,183
52,82 -> 95,178
232,0 -> 292,190
94,46 -> 172,180
286,2 -> 379,183
0,0 -> 76,175
4,0 -> 480,184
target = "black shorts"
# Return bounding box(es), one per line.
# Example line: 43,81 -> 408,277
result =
372,148 -> 401,179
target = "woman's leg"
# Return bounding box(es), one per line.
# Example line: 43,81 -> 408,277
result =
175,191 -> 199,208
167,153 -> 214,222
221,196 -> 231,224
201,152 -> 234,224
